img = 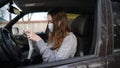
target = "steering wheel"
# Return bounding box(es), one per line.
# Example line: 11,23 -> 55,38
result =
1,28 -> 21,62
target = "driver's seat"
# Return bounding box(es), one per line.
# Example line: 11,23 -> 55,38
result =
71,15 -> 94,56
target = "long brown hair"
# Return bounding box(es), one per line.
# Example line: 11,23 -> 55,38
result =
48,8 -> 71,50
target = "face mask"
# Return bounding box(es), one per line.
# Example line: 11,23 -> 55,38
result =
48,22 -> 53,32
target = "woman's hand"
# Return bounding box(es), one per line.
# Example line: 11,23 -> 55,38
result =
23,30 -> 41,42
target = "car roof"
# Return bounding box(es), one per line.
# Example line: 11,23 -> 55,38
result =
0,0 -> 11,8
13,0 -> 96,14
1,0 -> 120,14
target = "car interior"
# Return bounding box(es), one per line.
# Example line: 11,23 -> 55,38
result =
71,15 -> 94,57
0,0 -> 97,67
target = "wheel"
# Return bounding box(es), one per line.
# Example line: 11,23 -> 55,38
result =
1,28 -> 21,62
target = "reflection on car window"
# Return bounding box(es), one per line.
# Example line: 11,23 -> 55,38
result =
112,2 -> 120,50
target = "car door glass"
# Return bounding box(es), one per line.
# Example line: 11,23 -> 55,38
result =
112,2 -> 120,50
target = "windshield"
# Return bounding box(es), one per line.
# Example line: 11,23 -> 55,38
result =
0,4 -> 80,35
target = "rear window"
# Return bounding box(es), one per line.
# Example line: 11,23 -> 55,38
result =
112,2 -> 120,50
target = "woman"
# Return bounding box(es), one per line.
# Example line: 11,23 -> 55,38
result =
24,8 -> 77,62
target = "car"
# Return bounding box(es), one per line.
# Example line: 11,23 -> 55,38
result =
0,0 -> 120,68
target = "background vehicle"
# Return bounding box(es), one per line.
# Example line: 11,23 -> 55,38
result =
0,0 -> 120,68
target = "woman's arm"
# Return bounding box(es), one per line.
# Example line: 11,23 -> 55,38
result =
23,30 -> 77,62
36,33 -> 77,62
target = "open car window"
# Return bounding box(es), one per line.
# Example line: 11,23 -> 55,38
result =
12,12 -> 80,35
12,12 -> 48,35
0,0 -> 97,67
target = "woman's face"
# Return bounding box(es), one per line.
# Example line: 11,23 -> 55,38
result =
47,15 -> 53,23
47,15 -> 54,32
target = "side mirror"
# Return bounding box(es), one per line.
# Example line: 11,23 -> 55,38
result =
12,27 -> 19,35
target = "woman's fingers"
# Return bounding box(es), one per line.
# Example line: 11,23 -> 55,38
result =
23,30 -> 41,42
23,30 -> 31,38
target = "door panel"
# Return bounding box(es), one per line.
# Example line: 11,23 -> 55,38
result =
107,51 -> 120,68
18,55 -> 107,68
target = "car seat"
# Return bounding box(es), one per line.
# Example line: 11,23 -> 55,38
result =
71,15 -> 94,56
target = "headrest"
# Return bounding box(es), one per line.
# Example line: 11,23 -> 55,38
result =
71,15 -> 93,37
